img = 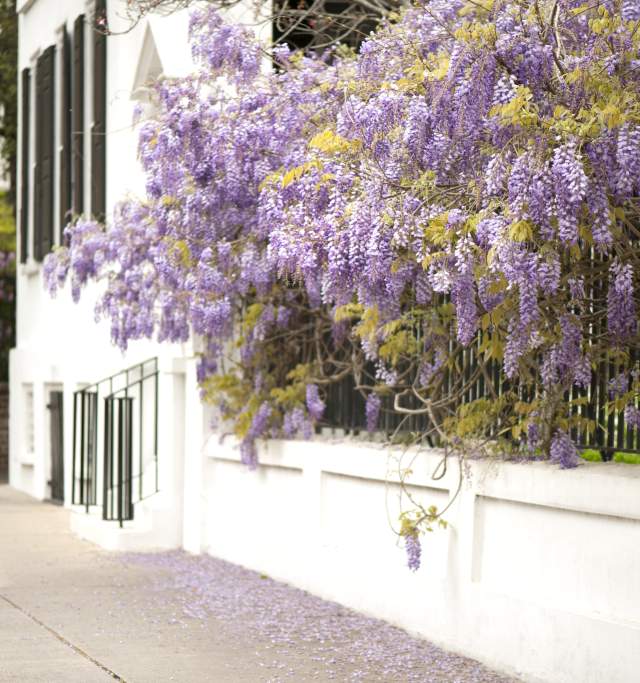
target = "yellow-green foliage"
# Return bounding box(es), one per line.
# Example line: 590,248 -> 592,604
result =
399,504 -> 446,537
445,396 -> 511,439
166,238 -> 192,269
242,303 -> 264,334
235,395 -> 261,439
508,219 -> 534,243
281,160 -> 323,188
580,448 -> 603,462
399,515 -> 420,538
378,325 -> 418,365
0,192 -> 16,256
309,129 -> 359,155
270,363 -> 311,407
200,372 -> 243,405
334,302 -> 364,322
423,211 -> 452,246
613,451 -> 640,464
354,306 -> 379,346
489,86 -> 539,127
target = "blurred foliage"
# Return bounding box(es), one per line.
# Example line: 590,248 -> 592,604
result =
0,0 -> 17,209
580,448 -> 603,462
613,451 -> 640,464
0,191 -> 15,382
0,191 -> 16,257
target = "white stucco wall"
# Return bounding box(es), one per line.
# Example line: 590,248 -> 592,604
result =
198,436 -> 640,683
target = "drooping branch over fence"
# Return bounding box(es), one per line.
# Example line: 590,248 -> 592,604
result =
112,0 -> 397,49
46,1 -> 640,479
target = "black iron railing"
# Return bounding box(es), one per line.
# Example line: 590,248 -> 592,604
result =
323,344 -> 640,459
72,358 -> 159,525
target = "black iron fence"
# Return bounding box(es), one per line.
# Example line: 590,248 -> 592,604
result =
72,358 -> 159,525
322,341 -> 640,459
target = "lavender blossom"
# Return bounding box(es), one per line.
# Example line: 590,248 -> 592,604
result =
608,261 -> 636,343
552,142 -> 588,244
624,405 -> 640,430
247,402 -> 271,440
365,393 -> 382,433
240,439 -> 258,469
42,3 -> 640,476
609,373 -> 629,398
305,384 -> 325,421
550,430 -> 580,469
405,533 -> 421,572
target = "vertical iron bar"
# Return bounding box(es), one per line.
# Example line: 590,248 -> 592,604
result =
72,392 -> 77,504
154,370 -> 159,493
87,393 -> 92,508
139,378 -> 143,501
92,392 -> 98,505
627,348 -> 638,451
597,355 -> 607,457
86,394 -> 91,506
118,398 -> 124,526
102,398 -> 109,520
127,398 -> 133,520
80,392 -> 86,510
85,394 -> 90,507
607,360 -> 615,457
617,366 -> 625,452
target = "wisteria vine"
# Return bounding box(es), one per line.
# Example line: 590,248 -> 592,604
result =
46,1 -> 640,568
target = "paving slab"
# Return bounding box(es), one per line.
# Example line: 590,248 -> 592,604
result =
0,485 -> 519,682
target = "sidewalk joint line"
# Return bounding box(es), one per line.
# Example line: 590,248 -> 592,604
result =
0,593 -> 126,681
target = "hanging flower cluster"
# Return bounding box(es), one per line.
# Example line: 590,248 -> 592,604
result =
46,1 -> 640,478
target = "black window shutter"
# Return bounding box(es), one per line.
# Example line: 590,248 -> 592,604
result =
91,0 -> 107,220
72,14 -> 85,217
34,46 -> 55,262
60,26 -> 72,235
34,58 -> 41,259
20,68 -> 30,263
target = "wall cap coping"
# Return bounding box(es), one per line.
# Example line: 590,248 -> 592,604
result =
205,433 -> 640,521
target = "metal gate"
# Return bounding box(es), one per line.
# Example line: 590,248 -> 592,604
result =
47,391 -> 64,503
72,358 -> 159,526
103,396 -> 134,523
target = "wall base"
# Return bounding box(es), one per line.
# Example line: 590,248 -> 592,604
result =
70,493 -> 182,552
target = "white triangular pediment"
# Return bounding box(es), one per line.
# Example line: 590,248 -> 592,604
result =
131,24 -> 163,100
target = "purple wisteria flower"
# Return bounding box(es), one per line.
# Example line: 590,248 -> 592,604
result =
405,533 -> 421,572
552,142 -> 588,244
41,3 -> 640,479
550,430 -> 580,469
608,261 -> 636,343
305,384 -> 325,421
283,407 -> 313,439
624,405 -> 640,430
609,373 -> 629,398
239,402 -> 273,470
365,393 -> 382,433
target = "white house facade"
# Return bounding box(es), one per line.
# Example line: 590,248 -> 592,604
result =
12,0 -> 195,525
11,2 -> 640,683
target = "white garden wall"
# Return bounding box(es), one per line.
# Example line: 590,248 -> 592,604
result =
198,435 -> 640,683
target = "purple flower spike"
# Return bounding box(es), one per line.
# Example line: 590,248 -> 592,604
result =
550,430 -> 580,469
365,394 -> 381,433
305,384 -> 325,421
405,534 -> 421,572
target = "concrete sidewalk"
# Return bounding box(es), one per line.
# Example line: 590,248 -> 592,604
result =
0,486 -> 518,683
